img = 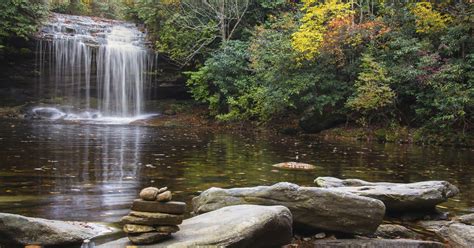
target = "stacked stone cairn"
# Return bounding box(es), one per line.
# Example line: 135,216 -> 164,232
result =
121,187 -> 186,245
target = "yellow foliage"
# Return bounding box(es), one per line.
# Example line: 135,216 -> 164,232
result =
291,0 -> 352,60
411,2 -> 451,34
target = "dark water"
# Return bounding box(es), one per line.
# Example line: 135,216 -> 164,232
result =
0,120 -> 472,223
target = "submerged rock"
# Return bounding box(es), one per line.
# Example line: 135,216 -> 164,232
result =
419,218 -> 474,248
192,182 -> 385,235
314,177 -> 459,211
0,212 -> 117,246
272,162 -> 316,170
99,205 -> 293,248
311,239 -> 444,248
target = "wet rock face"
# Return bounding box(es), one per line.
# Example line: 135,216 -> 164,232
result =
314,177 -> 459,212
0,213 -> 116,246
192,182 -> 385,235
100,205 -> 293,248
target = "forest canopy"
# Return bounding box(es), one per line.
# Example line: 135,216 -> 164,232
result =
1,0 -> 473,136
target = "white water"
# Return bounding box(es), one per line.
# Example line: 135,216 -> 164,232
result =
36,13 -> 155,123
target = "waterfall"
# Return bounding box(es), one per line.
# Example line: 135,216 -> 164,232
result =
35,13 -> 155,119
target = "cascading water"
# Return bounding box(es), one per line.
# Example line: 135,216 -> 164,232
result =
35,13 -> 155,123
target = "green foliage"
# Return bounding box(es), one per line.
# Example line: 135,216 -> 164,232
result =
2,0 -> 467,135
0,0 -> 48,47
49,0 -> 125,19
346,53 -> 395,124
186,40 -> 259,121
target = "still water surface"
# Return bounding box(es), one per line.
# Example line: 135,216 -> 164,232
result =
0,120 -> 472,223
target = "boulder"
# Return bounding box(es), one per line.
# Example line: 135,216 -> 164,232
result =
0,212 -> 117,246
374,224 -> 421,239
192,182 -> 385,235
457,213 -> 474,225
419,219 -> 474,248
98,205 -> 293,248
314,177 -> 459,211
311,239 -> 444,248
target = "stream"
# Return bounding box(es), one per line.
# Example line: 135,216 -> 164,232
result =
0,119 -> 472,223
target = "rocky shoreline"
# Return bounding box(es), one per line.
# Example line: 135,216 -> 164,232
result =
0,177 -> 472,247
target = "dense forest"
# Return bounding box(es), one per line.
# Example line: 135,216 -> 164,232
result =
1,0 -> 473,141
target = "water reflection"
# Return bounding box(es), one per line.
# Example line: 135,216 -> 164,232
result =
0,120 -> 472,223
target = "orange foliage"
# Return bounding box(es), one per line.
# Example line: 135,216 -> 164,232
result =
320,15 -> 389,66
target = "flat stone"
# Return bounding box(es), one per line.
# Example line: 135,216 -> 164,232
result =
315,177 -> 459,212
99,205 -> 293,248
131,200 -> 186,214
156,191 -> 172,202
374,224 -> 421,239
122,212 -> 183,226
154,225 -> 179,233
419,220 -> 474,247
128,232 -> 171,245
140,187 -> 160,201
272,162 -> 316,170
123,224 -> 155,234
123,224 -> 180,234
311,239 -> 444,248
192,182 -> 385,235
0,213 -> 117,246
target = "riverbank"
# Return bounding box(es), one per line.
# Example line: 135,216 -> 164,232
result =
1,100 -> 472,148
136,100 -> 474,148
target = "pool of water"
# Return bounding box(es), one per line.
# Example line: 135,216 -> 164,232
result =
0,119 -> 472,223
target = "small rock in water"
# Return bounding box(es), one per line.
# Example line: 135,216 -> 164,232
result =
156,191 -> 172,202
314,233 -> 326,239
272,162 -> 316,170
139,187 -> 160,201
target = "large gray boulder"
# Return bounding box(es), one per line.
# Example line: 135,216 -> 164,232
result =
314,177 -> 459,211
419,217 -> 474,248
98,205 -> 293,248
192,182 -> 385,235
0,213 -> 117,246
